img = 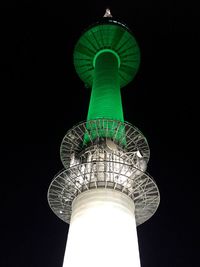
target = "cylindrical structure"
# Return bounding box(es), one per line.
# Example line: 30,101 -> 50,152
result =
48,12 -> 160,267
87,51 -> 123,122
62,189 -> 141,267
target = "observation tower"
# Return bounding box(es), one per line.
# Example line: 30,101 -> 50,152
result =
48,9 -> 160,267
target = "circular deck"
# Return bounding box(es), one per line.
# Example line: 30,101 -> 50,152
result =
48,162 -> 160,226
60,119 -> 150,169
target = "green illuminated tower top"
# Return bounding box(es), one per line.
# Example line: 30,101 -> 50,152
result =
73,9 -> 140,122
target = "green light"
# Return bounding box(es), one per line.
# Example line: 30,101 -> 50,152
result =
84,51 -> 125,144
73,20 -> 140,144
87,51 -> 123,122
73,23 -> 140,89
93,49 -> 121,68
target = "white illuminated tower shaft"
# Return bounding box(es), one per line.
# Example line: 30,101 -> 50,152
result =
48,10 -> 160,267
63,189 -> 140,267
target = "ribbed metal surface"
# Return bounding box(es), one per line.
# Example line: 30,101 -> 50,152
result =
87,52 -> 124,122
73,22 -> 140,88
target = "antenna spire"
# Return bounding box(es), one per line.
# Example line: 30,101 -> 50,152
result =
103,8 -> 112,17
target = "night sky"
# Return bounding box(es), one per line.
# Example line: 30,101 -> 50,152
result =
1,1 -> 199,267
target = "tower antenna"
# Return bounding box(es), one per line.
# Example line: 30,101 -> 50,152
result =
103,8 -> 113,17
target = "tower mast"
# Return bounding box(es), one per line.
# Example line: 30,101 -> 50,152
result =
48,10 -> 160,267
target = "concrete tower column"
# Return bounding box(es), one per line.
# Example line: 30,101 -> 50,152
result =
63,189 -> 141,267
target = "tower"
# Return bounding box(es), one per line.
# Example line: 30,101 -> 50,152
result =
48,9 -> 160,267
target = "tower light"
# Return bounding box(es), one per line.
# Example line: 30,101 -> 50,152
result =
47,10 -> 160,267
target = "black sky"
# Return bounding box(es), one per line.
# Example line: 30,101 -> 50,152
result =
1,1 -> 199,267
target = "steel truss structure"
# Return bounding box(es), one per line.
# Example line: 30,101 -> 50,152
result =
48,119 -> 160,226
